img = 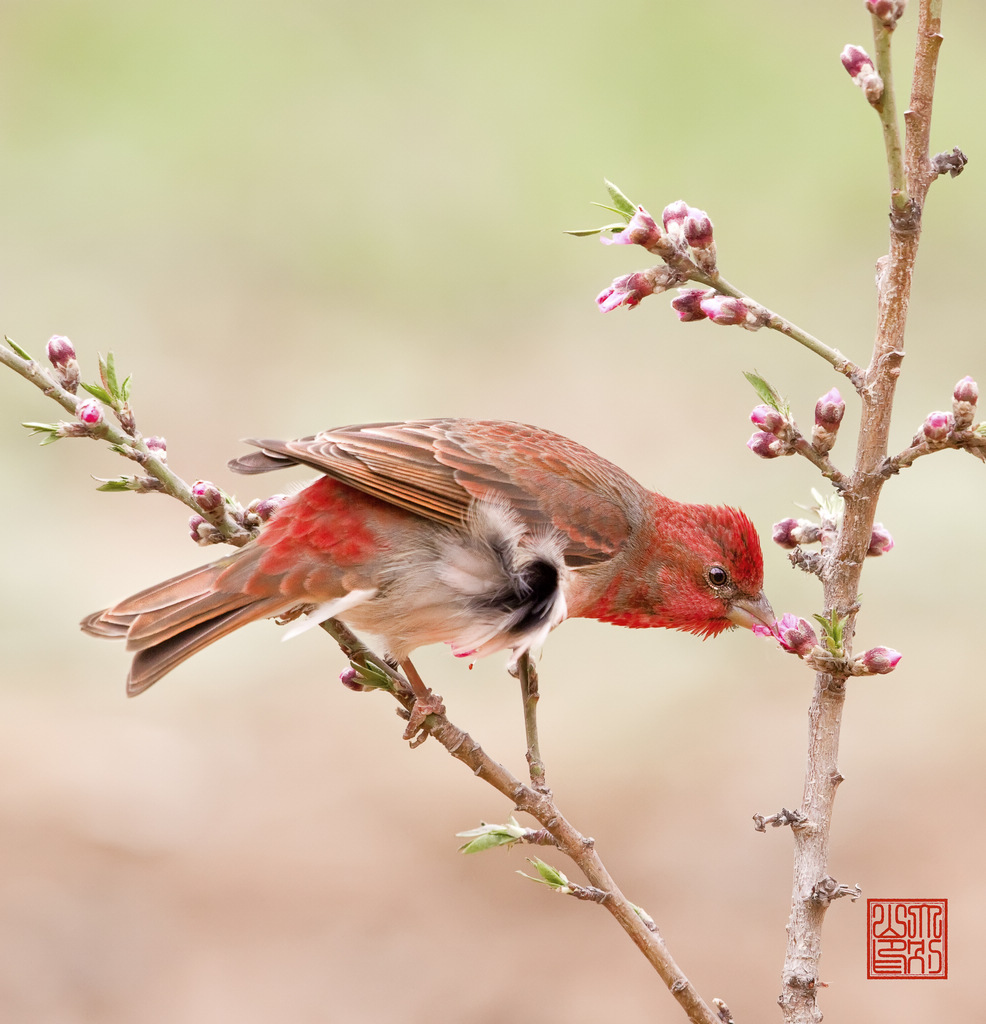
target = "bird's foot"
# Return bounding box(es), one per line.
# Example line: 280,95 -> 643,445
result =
401,691 -> 446,747
398,657 -> 445,747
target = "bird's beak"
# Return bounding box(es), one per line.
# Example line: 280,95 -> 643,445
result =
727,591 -> 776,632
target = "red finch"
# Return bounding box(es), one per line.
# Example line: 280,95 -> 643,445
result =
82,419 -> 772,721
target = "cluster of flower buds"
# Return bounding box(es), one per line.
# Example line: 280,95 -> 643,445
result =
661,200 -> 718,275
747,403 -> 792,460
952,375 -> 979,430
853,646 -> 902,675
76,398 -> 104,427
867,522 -> 894,556
594,191 -> 727,316
753,614 -> 819,658
865,0 -> 906,29
921,410 -> 954,443
812,388 -> 845,454
841,45 -> 883,104
46,335 -> 80,393
596,266 -> 679,312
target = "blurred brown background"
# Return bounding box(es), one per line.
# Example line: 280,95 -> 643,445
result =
1,2 -> 984,1021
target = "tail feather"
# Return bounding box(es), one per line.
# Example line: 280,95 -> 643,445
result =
82,550 -> 289,695
126,599 -> 284,696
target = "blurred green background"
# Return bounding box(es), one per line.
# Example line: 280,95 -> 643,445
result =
1,1 -> 984,1020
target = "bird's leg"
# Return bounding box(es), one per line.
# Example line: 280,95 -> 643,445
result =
398,657 -> 445,746
516,652 -> 549,794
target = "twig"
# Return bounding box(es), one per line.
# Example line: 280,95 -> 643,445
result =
516,652 -> 549,792
0,339 -> 254,546
695,274 -> 864,387
870,16 -> 909,214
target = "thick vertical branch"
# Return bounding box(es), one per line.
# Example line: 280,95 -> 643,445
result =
779,3 -> 944,1020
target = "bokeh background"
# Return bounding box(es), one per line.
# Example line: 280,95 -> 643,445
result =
1,2 -> 983,1021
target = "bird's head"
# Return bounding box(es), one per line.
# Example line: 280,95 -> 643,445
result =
579,499 -> 773,638
656,503 -> 772,638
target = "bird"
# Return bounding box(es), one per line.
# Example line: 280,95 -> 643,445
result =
82,418 -> 773,731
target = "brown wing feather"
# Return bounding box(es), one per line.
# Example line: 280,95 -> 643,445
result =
229,419 -> 646,565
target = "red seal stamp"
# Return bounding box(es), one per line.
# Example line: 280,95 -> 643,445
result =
867,899 -> 947,979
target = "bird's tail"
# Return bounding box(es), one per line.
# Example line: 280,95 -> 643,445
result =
81,549 -> 288,697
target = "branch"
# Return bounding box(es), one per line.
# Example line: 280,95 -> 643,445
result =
0,338 -> 255,546
327,619 -> 723,1024
779,3 -> 946,1020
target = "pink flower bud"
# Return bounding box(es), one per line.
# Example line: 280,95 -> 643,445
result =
750,404 -> 787,435
192,480 -> 224,512
952,376 -> 978,430
700,294 -> 766,330
841,44 -> 884,103
865,0 -> 906,29
249,494 -> 288,522
815,388 -> 845,429
661,200 -> 690,238
774,518 -> 822,547
858,646 -> 902,674
775,614 -> 819,657
922,410 -> 953,442
867,522 -> 894,556
683,210 -> 714,249
46,335 -> 76,368
188,514 -> 208,542
747,431 -> 785,459
145,436 -> 168,463
339,667 -> 367,692
670,289 -> 711,322
772,518 -> 800,549
77,399 -> 104,425
596,268 -> 670,313
46,335 -> 80,392
954,375 -> 978,405
601,206 -> 664,250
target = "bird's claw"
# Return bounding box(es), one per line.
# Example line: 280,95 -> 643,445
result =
402,691 -> 446,746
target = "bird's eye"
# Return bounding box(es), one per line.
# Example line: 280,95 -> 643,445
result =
707,566 -> 729,587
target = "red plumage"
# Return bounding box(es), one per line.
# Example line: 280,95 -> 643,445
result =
82,419 -> 773,696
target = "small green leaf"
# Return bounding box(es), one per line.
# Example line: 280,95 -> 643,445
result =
120,374 -> 132,401
22,421 -> 62,444
743,370 -> 784,411
95,477 -> 134,492
98,351 -> 121,398
603,178 -> 638,219
80,382 -> 113,404
517,857 -> 571,891
812,607 -> 848,655
345,659 -> 397,691
4,336 -> 32,360
457,817 -> 526,854
564,221 -> 628,237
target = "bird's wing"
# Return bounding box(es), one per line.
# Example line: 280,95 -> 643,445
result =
229,419 -> 644,567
